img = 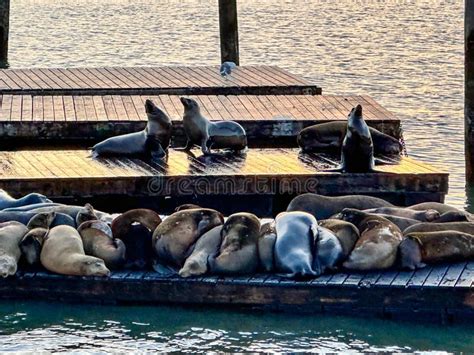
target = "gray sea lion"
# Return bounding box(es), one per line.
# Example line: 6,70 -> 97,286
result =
111,209 -> 162,269
0,211 -> 73,227
210,213 -> 260,275
313,226 -> 344,275
179,225 -> 222,278
76,203 -> 98,226
407,202 -> 462,215
180,97 -> 247,154
258,221 -> 276,272
297,121 -> 401,155
19,211 -> 56,266
274,211 -> 318,279
92,99 -> 172,159
363,207 -> 440,222
0,189 -> 51,210
318,219 -> 360,259
335,105 -> 375,173
0,221 -> 28,277
339,209 -> 403,270
436,211 -> 473,223
371,214 -> 421,231
78,220 -> 126,269
287,193 -> 393,220
153,208 -> 224,270
400,231 -> 474,270
40,225 -> 110,277
403,222 -> 474,235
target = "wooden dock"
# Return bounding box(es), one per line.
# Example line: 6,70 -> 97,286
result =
0,66 -> 321,95
0,93 -> 400,146
2,262 -> 473,323
0,148 -> 448,215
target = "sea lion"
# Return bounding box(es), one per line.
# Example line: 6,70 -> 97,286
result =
318,219 -> 360,258
274,211 -> 318,279
78,220 -> 126,269
210,213 -> 260,275
19,211 -> 56,266
258,221 -> 276,272
153,208 -> 224,270
313,226 -> 344,275
436,211 -> 473,223
178,225 -> 222,278
339,209 -> 403,270
363,207 -> 440,222
92,99 -> 172,159
0,189 -> 51,210
337,105 -> 375,173
403,222 -> 474,235
407,202 -> 462,215
297,121 -> 401,155
0,221 -> 28,277
111,209 -> 162,269
40,225 -> 110,277
175,204 -> 202,212
287,193 -> 393,220
369,214 -> 421,231
180,97 -> 247,154
400,231 -> 474,270
76,203 -> 98,226
0,211 -> 74,227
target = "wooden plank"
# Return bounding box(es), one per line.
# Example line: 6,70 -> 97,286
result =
440,262 -> 466,287
455,262 -> 474,288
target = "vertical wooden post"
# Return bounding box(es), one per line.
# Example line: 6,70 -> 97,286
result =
0,0 -> 10,65
466,0 -> 474,182
218,0 -> 239,65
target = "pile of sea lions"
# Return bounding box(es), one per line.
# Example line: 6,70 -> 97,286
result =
1,189 -> 474,279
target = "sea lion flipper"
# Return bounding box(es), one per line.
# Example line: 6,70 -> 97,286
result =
152,261 -> 178,276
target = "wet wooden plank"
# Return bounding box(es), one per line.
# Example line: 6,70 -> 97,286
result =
455,262 -> 474,288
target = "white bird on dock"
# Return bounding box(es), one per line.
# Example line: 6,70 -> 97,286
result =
220,61 -> 237,78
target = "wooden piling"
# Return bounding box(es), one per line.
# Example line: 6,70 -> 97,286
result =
466,0 -> 474,181
0,0 -> 9,65
218,0 -> 239,65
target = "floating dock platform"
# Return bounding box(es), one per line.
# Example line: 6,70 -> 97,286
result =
2,262 -> 473,324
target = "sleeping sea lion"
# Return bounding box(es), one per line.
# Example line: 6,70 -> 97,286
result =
313,226 -> 344,275
111,209 -> 162,269
153,208 -> 224,271
179,225 -> 222,278
78,220 -> 126,269
0,221 -> 28,277
19,211 -> 56,266
0,190 -> 51,210
287,193 -> 393,220
210,213 -> 260,275
407,202 -> 462,215
180,97 -> 247,154
274,211 -> 318,279
297,121 -> 401,155
92,99 -> 172,159
400,231 -> 474,270
76,203 -> 98,226
40,225 -> 110,277
339,209 -> 403,270
403,222 -> 474,235
363,207 -> 440,222
258,221 -> 276,272
318,219 -> 360,259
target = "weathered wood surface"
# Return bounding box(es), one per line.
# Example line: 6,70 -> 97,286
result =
3,263 -> 474,323
0,94 -> 400,144
0,66 -> 321,95
0,148 -> 448,215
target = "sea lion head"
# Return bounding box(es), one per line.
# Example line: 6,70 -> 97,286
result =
193,208 -> 225,237
80,256 -> 111,277
145,100 -> 172,135
27,211 -> 56,230
76,203 -> 98,227
297,126 -> 318,151
347,104 -> 370,137
221,213 -> 261,251
180,97 -> 200,114
0,251 -> 17,278
335,208 -> 368,227
424,209 -> 441,222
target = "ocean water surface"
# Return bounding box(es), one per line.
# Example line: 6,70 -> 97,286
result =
2,0 -> 470,352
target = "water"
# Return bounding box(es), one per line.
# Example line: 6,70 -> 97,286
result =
3,0 -> 471,352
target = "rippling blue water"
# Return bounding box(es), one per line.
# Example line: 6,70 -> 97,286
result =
3,0 -> 470,352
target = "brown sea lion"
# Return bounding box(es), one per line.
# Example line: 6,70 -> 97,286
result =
40,225 -> 110,277
210,212 -> 260,275
178,225 -> 222,278
19,211 -> 56,266
339,209 -> 403,270
363,207 -> 440,222
75,203 -> 98,226
175,204 -> 202,212
403,222 -> 474,236
258,221 -> 276,272
400,231 -> 474,270
78,220 -> 126,270
297,121 -> 401,155
436,211 -> 473,223
319,219 -> 360,258
0,221 -> 28,277
287,193 -> 393,220
370,214 -> 420,231
407,202 -> 462,215
153,208 -> 224,270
